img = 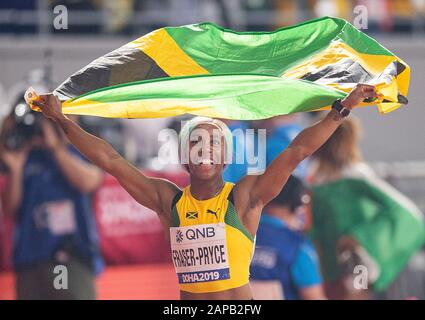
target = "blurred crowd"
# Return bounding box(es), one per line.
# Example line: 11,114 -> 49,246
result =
224,114 -> 425,300
0,0 -> 425,34
0,92 -> 424,299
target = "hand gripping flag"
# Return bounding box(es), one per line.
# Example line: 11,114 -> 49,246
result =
48,16 -> 409,120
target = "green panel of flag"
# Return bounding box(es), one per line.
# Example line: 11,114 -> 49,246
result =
52,16 -> 410,119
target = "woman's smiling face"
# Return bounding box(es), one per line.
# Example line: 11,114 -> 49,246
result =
187,123 -> 226,181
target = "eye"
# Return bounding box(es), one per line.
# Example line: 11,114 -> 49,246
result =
212,139 -> 220,146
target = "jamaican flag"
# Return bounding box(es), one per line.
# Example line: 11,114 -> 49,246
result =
310,164 -> 425,292
53,16 -> 410,120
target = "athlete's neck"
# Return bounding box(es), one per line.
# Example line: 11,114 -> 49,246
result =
189,176 -> 225,200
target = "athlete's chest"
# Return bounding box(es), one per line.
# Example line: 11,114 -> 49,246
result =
177,194 -> 227,225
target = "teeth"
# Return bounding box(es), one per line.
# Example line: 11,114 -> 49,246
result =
201,159 -> 213,165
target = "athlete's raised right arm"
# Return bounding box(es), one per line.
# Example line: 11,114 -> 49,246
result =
33,94 -> 179,215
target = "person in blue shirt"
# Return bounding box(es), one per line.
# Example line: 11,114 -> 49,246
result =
0,106 -> 103,300
250,175 -> 326,300
264,115 -> 308,179
224,115 -> 308,183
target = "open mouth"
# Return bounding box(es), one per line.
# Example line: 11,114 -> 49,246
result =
197,158 -> 214,166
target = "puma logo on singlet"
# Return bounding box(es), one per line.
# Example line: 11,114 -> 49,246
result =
206,208 -> 220,219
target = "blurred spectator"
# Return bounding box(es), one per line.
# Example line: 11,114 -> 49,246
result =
315,0 -> 356,21
389,0 -> 416,31
224,115 -> 307,183
101,0 -> 135,34
250,175 -> 326,300
309,117 -> 425,300
0,82 -> 8,123
261,115 -> 308,179
0,0 -> 424,35
0,0 -> 37,34
275,0 -> 316,27
169,0 -> 220,26
50,0 -> 102,34
0,101 -> 104,299
0,173 -> 10,271
244,0 -> 276,30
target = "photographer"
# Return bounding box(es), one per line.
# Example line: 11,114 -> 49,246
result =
0,101 -> 103,300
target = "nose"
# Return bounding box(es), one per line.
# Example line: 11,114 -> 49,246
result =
197,140 -> 212,156
198,149 -> 212,160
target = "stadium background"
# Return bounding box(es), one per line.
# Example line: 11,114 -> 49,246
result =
0,0 -> 424,299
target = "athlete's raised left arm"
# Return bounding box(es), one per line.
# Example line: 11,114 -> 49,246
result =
247,84 -> 377,207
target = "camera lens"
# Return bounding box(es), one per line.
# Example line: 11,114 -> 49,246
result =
14,103 -> 28,117
3,102 -> 42,151
23,113 -> 35,126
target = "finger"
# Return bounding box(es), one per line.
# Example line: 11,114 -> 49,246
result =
32,100 -> 45,109
364,88 -> 378,99
360,85 -> 376,93
362,87 -> 375,93
39,93 -> 52,101
362,86 -> 377,96
358,83 -> 375,90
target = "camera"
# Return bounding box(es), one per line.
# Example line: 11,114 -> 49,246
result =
3,101 -> 43,151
